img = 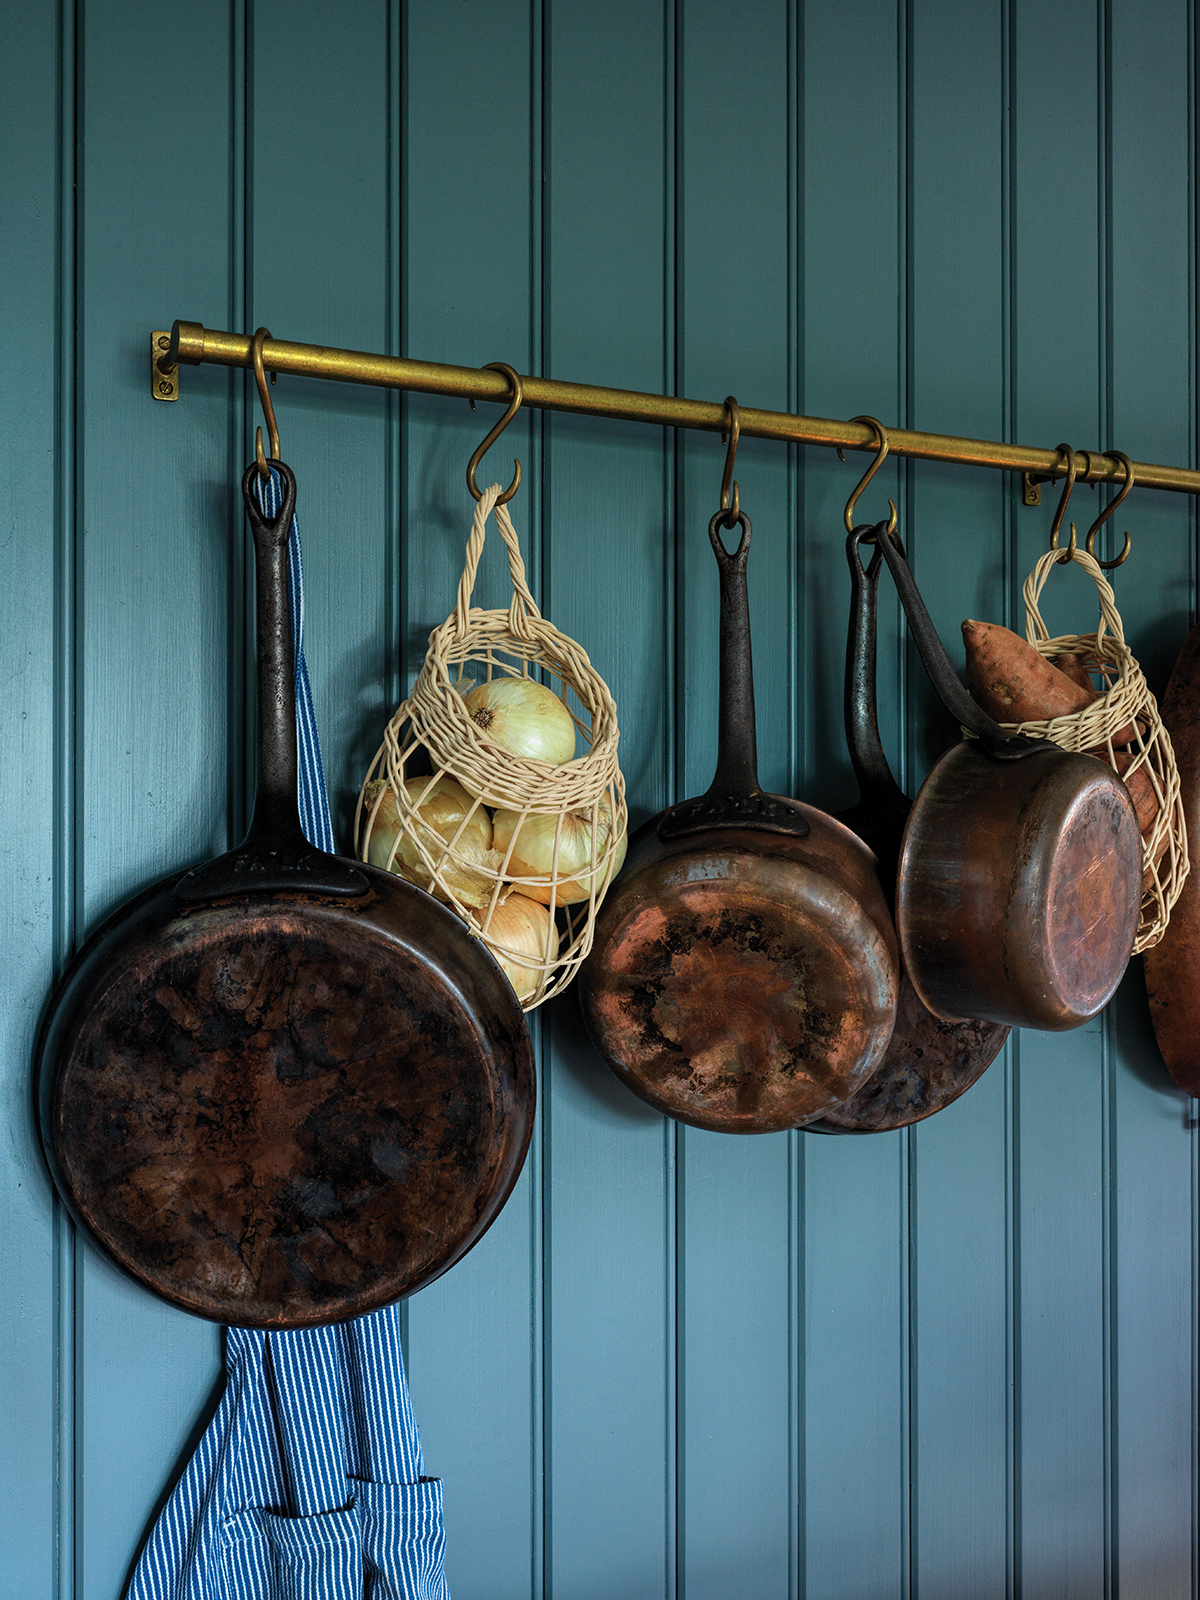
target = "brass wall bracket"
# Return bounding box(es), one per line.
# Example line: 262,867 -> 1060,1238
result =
151,331 -> 179,401
1022,472 -> 1042,506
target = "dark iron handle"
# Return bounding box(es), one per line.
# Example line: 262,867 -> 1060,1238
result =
176,461 -> 366,902
871,521 -> 1060,762
844,526 -> 911,811
659,509 -> 810,839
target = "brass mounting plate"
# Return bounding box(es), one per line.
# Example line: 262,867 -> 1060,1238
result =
151,331 -> 179,401
1022,472 -> 1042,506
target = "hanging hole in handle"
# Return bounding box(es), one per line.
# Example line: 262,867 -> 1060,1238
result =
709,507 -> 751,560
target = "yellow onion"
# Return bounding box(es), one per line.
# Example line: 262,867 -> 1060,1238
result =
361,775 -> 504,909
462,677 -> 576,764
492,798 -> 627,906
471,894 -> 558,1002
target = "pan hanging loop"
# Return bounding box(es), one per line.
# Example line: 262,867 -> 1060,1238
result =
252,327 -> 281,481
1084,451 -> 1134,569
840,415 -> 898,537
1048,443 -> 1079,563
718,396 -> 741,528
466,362 -> 523,504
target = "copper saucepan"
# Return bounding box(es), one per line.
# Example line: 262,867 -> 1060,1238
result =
873,526 -> 1142,1032
577,507 -> 899,1133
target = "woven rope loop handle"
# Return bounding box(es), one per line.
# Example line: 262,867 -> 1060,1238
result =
452,483 -> 541,640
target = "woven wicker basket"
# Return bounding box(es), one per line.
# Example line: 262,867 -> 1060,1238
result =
995,546 -> 1188,954
356,482 -> 627,1008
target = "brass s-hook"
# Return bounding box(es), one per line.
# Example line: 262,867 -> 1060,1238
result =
252,327 -> 280,481
719,396 -> 740,528
1048,443 -> 1079,562
840,415 -> 898,536
466,363 -> 523,504
1084,452 -> 1134,570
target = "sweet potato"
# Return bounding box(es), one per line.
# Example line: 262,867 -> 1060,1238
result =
962,620 -> 1096,723
1052,651 -> 1097,693
962,618 -> 1162,886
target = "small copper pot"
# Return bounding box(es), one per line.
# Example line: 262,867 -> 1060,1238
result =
578,509 -> 899,1133
874,527 -> 1142,1033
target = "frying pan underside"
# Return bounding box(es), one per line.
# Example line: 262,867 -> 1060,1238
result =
43,889 -> 533,1327
584,849 -> 897,1132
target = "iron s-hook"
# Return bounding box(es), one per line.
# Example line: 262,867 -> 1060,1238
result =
1048,443 -> 1079,562
718,396 -> 740,528
840,415 -> 898,536
466,363 -> 523,504
1084,452 -> 1134,570
252,327 -> 280,481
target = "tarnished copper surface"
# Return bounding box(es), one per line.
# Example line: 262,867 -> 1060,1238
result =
579,809 -> 899,1133
897,743 -> 1142,1031
807,976 -> 1007,1132
39,867 -> 535,1327
813,525 -> 1008,1134
1144,622 -> 1200,1091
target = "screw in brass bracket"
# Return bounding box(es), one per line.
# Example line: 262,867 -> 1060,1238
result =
151,331 -> 179,401
1022,472 -> 1042,507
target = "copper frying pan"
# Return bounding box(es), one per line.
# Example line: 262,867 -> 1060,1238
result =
577,507 -> 899,1133
36,464 -> 535,1327
805,524 -> 1008,1133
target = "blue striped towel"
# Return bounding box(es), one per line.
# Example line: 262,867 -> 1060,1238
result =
126,466 -> 449,1600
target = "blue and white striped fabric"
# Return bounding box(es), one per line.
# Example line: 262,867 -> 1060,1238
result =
126,466 -> 449,1600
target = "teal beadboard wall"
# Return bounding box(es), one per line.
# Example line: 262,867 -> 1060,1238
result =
2,1 -> 1198,1594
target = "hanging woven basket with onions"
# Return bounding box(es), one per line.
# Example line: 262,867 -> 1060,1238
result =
357,479 -> 627,1009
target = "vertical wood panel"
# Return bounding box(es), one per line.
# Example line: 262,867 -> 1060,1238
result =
400,5 -> 540,1596
678,5 -> 795,1596
76,2 -> 235,1592
907,1 -> 1013,1594
1110,1 -> 1196,1593
799,2 -> 908,1594
1010,4 -> 1110,1593
543,3 -> 675,1595
0,1 -> 65,1591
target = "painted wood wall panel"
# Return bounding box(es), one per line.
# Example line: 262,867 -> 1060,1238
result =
800,6 -> 908,1596
4,1 -> 1200,1595
76,4 -> 237,1594
399,6 -> 542,1596
0,4 -> 66,1592
543,4 -> 676,1594
1109,5 -> 1196,1596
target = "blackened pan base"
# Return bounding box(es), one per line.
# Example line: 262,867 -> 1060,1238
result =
48,897 -> 529,1326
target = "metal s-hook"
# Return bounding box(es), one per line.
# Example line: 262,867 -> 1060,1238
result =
252,327 -> 281,481
839,415 -> 898,536
466,362 -> 523,504
1084,452 -> 1134,569
1048,443 -> 1079,562
719,396 -> 740,528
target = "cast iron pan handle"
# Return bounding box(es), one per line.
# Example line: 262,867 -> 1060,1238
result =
175,461 -> 367,901
659,509 -> 810,839
871,520 -> 1059,763
835,526 -> 913,878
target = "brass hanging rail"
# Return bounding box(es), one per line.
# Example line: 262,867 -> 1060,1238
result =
151,321 -> 1200,498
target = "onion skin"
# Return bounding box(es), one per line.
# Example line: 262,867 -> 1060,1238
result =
463,677 -> 577,765
472,894 -> 558,1002
361,776 -> 504,909
492,802 -> 627,907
